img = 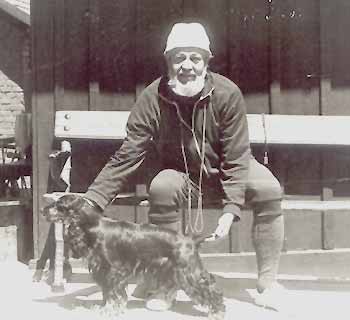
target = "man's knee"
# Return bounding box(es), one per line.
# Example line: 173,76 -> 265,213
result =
149,169 -> 187,207
247,158 -> 283,203
253,199 -> 283,217
148,169 -> 187,225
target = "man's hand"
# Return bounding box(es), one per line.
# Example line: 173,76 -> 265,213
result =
205,213 -> 235,242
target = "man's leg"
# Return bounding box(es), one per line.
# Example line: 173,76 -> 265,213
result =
133,169 -> 189,310
246,157 -> 287,310
252,203 -> 284,293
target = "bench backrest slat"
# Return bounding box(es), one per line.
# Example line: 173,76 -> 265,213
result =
55,111 -> 129,140
55,111 -> 350,146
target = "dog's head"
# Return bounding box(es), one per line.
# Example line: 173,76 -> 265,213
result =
42,194 -> 86,224
43,194 -> 93,259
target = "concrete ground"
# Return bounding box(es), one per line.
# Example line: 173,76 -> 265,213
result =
1,261 -> 350,320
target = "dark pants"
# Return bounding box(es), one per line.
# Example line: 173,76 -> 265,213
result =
148,156 -> 283,226
147,156 -> 284,291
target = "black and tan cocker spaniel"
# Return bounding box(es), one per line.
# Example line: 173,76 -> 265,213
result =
42,194 -> 225,319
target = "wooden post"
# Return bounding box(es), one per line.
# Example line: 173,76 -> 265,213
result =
31,0 -> 56,258
52,222 -> 65,292
321,150 -> 335,250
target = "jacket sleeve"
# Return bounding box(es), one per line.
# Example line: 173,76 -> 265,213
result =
219,88 -> 250,220
85,91 -> 157,209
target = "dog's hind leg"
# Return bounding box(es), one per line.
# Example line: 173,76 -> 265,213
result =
145,263 -> 178,310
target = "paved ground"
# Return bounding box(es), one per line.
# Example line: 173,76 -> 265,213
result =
1,261 -> 350,320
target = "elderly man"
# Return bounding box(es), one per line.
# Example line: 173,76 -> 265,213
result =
84,22 -> 287,311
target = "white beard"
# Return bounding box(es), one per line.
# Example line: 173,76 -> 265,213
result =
168,71 -> 206,97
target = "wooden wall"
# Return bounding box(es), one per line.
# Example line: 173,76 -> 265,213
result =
31,0 -> 350,257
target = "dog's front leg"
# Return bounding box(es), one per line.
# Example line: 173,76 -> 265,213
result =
100,285 -> 127,317
97,268 -> 129,317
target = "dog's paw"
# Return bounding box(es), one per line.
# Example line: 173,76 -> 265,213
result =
99,301 -> 127,319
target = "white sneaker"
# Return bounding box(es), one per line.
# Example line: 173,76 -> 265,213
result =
254,282 -> 291,312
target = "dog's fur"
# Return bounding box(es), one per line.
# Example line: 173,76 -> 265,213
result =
43,194 -> 225,319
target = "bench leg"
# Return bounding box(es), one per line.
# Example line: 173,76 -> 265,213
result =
52,222 -> 65,292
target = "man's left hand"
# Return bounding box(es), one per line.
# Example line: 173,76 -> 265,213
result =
206,213 -> 234,241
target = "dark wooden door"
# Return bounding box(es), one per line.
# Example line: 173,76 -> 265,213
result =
31,0 -> 350,256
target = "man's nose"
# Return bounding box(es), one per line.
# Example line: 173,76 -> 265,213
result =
181,58 -> 193,70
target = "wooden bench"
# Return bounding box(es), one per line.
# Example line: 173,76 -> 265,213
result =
43,110 -> 350,291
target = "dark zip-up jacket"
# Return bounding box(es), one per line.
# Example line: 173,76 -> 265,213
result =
85,71 -> 251,219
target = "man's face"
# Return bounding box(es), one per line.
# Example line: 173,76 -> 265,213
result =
166,48 -> 209,97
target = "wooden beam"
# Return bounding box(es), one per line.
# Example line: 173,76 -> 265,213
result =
31,0 -> 55,258
268,0 -> 282,114
88,0 -> 100,110
54,111 -> 350,146
202,249 -> 350,279
54,0 -> 65,111
0,0 -> 30,25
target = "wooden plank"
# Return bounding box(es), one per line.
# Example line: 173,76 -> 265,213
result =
268,0 -> 282,114
320,1 -> 350,115
135,0 -> 183,97
202,249 -> 350,279
98,0 -> 136,110
319,2 -> 350,249
55,111 -> 129,139
31,0 -> 56,257
284,210 -> 322,251
227,0 -> 241,94
0,0 -> 30,25
22,35 -> 32,112
233,0 -> 270,114
319,0 -> 332,116
62,0 -> 89,109
321,149 -> 335,250
54,111 -> 350,146
261,115 -> 350,145
329,211 -> 350,248
0,200 -> 21,206
53,0 -> 65,111
88,0 -> 100,110
273,0 -> 320,115
192,0 -> 229,76
44,191 -> 350,212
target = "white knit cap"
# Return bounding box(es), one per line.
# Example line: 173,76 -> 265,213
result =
164,22 -> 212,55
